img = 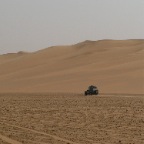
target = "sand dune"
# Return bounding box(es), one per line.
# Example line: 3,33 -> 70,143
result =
0,39 -> 144,94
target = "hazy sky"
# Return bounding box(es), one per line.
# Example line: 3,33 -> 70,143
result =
0,0 -> 144,54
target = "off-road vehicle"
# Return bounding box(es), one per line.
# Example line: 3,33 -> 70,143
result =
85,85 -> 99,96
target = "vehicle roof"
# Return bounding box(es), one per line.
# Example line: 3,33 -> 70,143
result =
89,85 -> 97,88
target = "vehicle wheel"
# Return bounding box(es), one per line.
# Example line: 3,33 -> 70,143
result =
85,91 -> 87,96
96,92 -> 99,95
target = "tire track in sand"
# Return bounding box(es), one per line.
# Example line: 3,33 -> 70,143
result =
0,122 -> 80,144
0,133 -> 22,144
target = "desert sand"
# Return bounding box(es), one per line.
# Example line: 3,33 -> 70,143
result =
0,40 -> 144,144
0,93 -> 144,144
0,39 -> 144,94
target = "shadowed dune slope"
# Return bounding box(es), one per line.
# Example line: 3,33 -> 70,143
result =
0,40 -> 144,94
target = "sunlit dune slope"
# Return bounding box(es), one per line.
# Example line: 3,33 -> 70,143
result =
0,39 -> 144,94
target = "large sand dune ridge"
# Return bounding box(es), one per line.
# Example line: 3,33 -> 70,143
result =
0,39 -> 144,94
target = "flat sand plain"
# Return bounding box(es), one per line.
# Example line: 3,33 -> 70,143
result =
0,93 -> 143,144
